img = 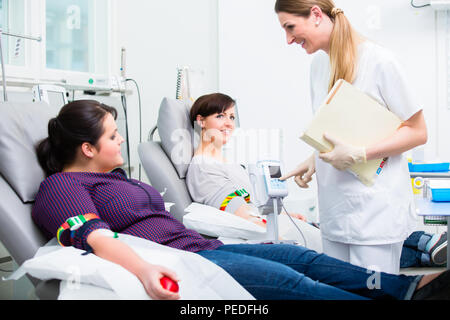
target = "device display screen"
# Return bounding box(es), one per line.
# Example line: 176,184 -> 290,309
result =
268,165 -> 281,178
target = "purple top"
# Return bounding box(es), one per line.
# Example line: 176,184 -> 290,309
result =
32,169 -> 223,252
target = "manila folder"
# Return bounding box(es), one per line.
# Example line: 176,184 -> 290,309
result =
300,79 -> 402,186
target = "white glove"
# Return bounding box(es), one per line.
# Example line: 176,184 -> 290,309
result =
280,154 -> 315,188
318,133 -> 366,171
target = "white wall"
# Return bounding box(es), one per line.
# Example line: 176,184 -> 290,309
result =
114,0 -> 219,182
218,0 -> 315,206
218,0 -> 441,209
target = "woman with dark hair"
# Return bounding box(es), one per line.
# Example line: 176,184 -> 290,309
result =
32,100 -> 449,300
36,100 -> 119,177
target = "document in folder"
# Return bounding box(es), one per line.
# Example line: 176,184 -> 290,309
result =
300,79 -> 402,186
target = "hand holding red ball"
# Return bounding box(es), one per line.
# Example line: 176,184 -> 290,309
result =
160,276 -> 179,293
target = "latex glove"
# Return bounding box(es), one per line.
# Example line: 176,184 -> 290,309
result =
280,154 -> 315,188
318,133 -> 366,171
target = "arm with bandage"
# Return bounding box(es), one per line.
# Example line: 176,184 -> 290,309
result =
32,174 -> 180,300
186,158 -> 268,227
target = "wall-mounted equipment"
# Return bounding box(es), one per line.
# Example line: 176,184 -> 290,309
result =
32,84 -> 68,109
0,30 -> 42,101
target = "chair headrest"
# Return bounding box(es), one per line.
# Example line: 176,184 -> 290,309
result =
157,97 -> 197,179
0,101 -> 59,202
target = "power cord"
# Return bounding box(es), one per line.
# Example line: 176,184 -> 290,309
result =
120,93 -> 132,179
279,199 -> 307,247
124,78 -> 143,181
411,0 -> 431,8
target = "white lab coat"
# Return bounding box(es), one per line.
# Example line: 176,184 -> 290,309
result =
309,41 -> 420,246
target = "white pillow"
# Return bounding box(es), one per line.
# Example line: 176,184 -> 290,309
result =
183,202 -> 323,253
183,202 -> 267,240
6,233 -> 254,300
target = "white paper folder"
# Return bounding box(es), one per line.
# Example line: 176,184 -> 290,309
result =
300,79 -> 402,186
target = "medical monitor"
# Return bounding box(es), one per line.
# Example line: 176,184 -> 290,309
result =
268,165 -> 282,179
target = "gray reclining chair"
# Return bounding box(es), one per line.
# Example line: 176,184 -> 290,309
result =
138,98 -> 196,222
0,101 -> 60,299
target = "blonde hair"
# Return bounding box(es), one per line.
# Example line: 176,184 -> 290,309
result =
275,0 -> 359,92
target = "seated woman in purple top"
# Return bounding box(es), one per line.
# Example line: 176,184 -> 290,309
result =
32,100 -> 450,300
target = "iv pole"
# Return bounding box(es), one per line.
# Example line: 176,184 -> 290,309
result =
0,29 -> 42,101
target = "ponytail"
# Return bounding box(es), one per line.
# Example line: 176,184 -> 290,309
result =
36,131 -> 63,177
36,100 -> 118,177
327,8 -> 358,92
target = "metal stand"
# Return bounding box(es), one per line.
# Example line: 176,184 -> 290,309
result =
0,29 -> 42,102
0,31 -> 8,101
264,197 -> 296,245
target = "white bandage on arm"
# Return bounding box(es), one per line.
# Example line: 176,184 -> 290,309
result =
92,229 -> 118,239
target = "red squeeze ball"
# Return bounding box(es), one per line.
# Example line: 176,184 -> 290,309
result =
160,276 -> 179,293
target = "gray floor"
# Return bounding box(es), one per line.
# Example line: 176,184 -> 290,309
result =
0,242 -> 36,300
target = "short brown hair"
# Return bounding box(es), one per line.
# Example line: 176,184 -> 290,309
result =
189,93 -> 236,127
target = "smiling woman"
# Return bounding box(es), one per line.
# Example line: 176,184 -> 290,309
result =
186,93 -> 308,228
275,0 -> 360,91
189,92 -> 237,153
274,0 -> 428,274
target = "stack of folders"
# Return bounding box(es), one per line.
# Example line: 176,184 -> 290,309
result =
300,79 -> 402,186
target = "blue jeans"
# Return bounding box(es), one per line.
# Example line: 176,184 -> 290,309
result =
400,231 -> 432,268
197,243 -> 421,300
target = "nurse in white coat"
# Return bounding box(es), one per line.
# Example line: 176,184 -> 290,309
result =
276,0 -> 428,274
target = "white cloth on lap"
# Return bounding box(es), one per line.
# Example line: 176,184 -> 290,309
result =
5,233 -> 254,300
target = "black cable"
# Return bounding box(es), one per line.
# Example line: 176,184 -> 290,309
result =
124,78 -> 143,181
411,0 -> 431,8
120,93 -> 132,178
279,199 -> 307,247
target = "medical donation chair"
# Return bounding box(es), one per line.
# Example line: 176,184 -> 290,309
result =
0,101 -> 61,299
138,98 -> 196,223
